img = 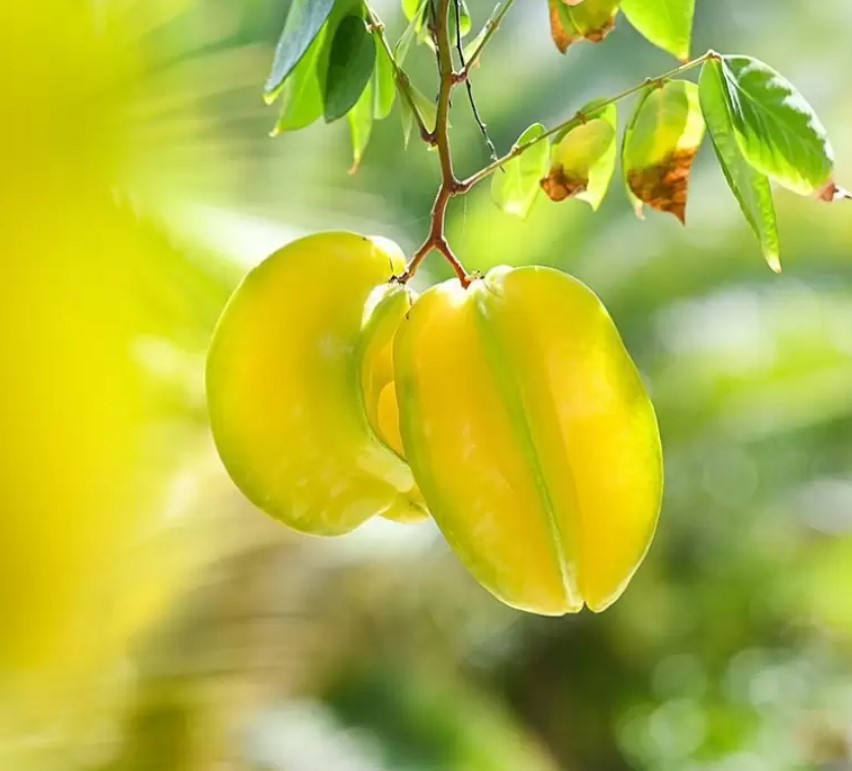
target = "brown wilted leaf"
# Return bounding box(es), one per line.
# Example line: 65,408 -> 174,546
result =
541,166 -> 587,202
817,180 -> 852,202
549,0 -> 616,54
585,17 -> 615,43
627,147 -> 699,224
549,1 -> 575,54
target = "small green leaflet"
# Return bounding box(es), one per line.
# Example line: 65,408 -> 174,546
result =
622,80 -> 706,223
620,0 -> 695,61
348,78 -> 374,172
399,82 -> 438,147
270,24 -> 328,135
264,0 -> 336,101
396,0 -> 427,63
402,0 -> 471,47
347,32 -> 397,169
718,55 -> 834,196
324,15 -> 376,123
456,0 -> 473,38
374,44 -> 396,121
541,102 -> 617,210
699,58 -> 781,271
492,124 -> 550,219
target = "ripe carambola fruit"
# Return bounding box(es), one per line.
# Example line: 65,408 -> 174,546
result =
207,232 -> 425,535
394,266 -> 663,615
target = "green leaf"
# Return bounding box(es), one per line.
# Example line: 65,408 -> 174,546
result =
410,84 -> 438,134
456,1 -> 473,38
620,0 -> 695,61
401,0 -> 425,21
541,102 -> 617,210
348,78 -> 374,172
264,0 -> 336,101
621,87 -> 652,217
399,82 -> 437,148
400,95 -> 415,148
622,80 -> 706,223
374,44 -> 396,120
491,124 -> 550,219
548,0 -> 619,54
718,55 -> 834,195
402,0 -> 432,46
323,15 -> 377,123
402,0 -> 471,47
699,58 -> 781,271
394,5 -> 421,65
270,23 -> 329,134
463,18 -> 489,61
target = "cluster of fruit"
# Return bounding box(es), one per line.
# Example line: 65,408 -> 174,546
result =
207,232 -> 663,615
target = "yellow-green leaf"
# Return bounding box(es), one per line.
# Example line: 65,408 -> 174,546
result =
620,0 -> 695,61
541,102 -> 617,210
622,80 -> 706,223
492,124 -> 550,219
548,0 -> 619,54
718,55 -> 835,196
373,44 -> 396,120
699,58 -> 781,271
270,23 -> 328,135
348,78 -> 374,173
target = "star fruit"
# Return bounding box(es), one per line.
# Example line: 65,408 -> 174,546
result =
207,232 -> 425,535
394,265 -> 663,614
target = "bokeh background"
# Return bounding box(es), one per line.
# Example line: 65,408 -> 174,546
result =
2,1 -> 851,769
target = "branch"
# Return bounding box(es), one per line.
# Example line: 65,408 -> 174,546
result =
401,0 -> 469,286
365,6 -> 432,143
461,0 -> 517,77
453,0 -> 498,160
459,51 -> 717,192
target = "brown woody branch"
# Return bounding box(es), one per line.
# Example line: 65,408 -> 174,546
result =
400,0 -> 470,286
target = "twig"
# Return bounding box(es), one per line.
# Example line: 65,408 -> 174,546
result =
400,0 -> 469,286
459,51 -> 718,192
394,5 -> 716,286
453,0 -> 498,160
461,0 -> 517,77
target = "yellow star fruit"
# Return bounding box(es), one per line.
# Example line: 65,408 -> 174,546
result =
208,236 -> 663,615
207,232 -> 426,535
394,266 -> 663,615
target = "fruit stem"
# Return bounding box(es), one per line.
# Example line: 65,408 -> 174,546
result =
401,0 -> 471,287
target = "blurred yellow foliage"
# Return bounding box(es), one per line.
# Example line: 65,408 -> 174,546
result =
0,1 -> 213,762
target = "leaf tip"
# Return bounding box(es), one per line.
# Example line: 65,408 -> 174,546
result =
817,180 -> 852,203
765,251 -> 782,274
262,78 -> 283,105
